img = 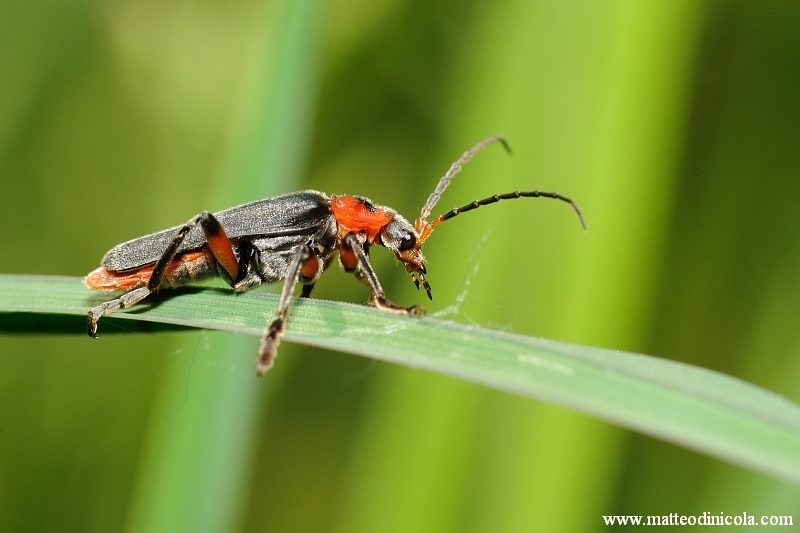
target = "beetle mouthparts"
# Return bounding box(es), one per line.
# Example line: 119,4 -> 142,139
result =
409,272 -> 432,300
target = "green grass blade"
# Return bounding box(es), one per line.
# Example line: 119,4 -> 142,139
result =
3,274 -> 800,486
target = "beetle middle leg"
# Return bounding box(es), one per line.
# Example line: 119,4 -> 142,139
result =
343,232 -> 425,315
257,242 -> 318,376
299,255 -> 334,298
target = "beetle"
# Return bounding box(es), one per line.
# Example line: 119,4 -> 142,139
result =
85,135 -> 586,375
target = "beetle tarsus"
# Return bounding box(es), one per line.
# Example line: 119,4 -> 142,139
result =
257,317 -> 284,376
87,313 -> 100,338
88,304 -> 112,338
86,287 -> 150,339
370,293 -> 425,316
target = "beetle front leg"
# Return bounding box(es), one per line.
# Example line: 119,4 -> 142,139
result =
342,233 -> 425,315
257,243 -> 314,376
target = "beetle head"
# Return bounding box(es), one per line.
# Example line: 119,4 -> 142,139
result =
380,136 -> 511,300
379,214 -> 432,298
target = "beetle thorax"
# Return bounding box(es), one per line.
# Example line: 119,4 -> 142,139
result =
330,195 -> 396,244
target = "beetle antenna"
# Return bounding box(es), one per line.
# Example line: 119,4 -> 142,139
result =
416,135 -> 511,237
419,190 -> 586,243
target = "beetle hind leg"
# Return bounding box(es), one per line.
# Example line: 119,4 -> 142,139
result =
87,287 -> 151,338
148,211 -> 240,292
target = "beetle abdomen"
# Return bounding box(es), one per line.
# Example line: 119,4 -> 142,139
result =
86,250 -> 216,291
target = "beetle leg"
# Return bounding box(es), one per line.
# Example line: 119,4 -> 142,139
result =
299,283 -> 315,298
89,212 -> 242,338
149,211 -> 239,292
299,253 -> 333,298
87,287 -> 150,338
257,242 -> 313,376
232,242 -> 263,292
342,233 -> 425,315
233,269 -> 263,292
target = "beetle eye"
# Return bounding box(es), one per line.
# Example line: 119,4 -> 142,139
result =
399,232 -> 417,251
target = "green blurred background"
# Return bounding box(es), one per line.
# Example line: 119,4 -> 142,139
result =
1,0 -> 799,531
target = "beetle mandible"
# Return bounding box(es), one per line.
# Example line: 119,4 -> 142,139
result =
85,135 -> 586,375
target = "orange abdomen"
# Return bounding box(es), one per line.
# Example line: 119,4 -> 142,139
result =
85,250 -> 215,291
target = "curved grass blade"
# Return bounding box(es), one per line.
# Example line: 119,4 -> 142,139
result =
2,273 -> 800,486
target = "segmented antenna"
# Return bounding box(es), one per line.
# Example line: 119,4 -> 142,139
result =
415,136 -> 585,243
434,190 -> 586,231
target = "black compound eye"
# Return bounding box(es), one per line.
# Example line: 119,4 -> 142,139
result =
399,231 -> 417,251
